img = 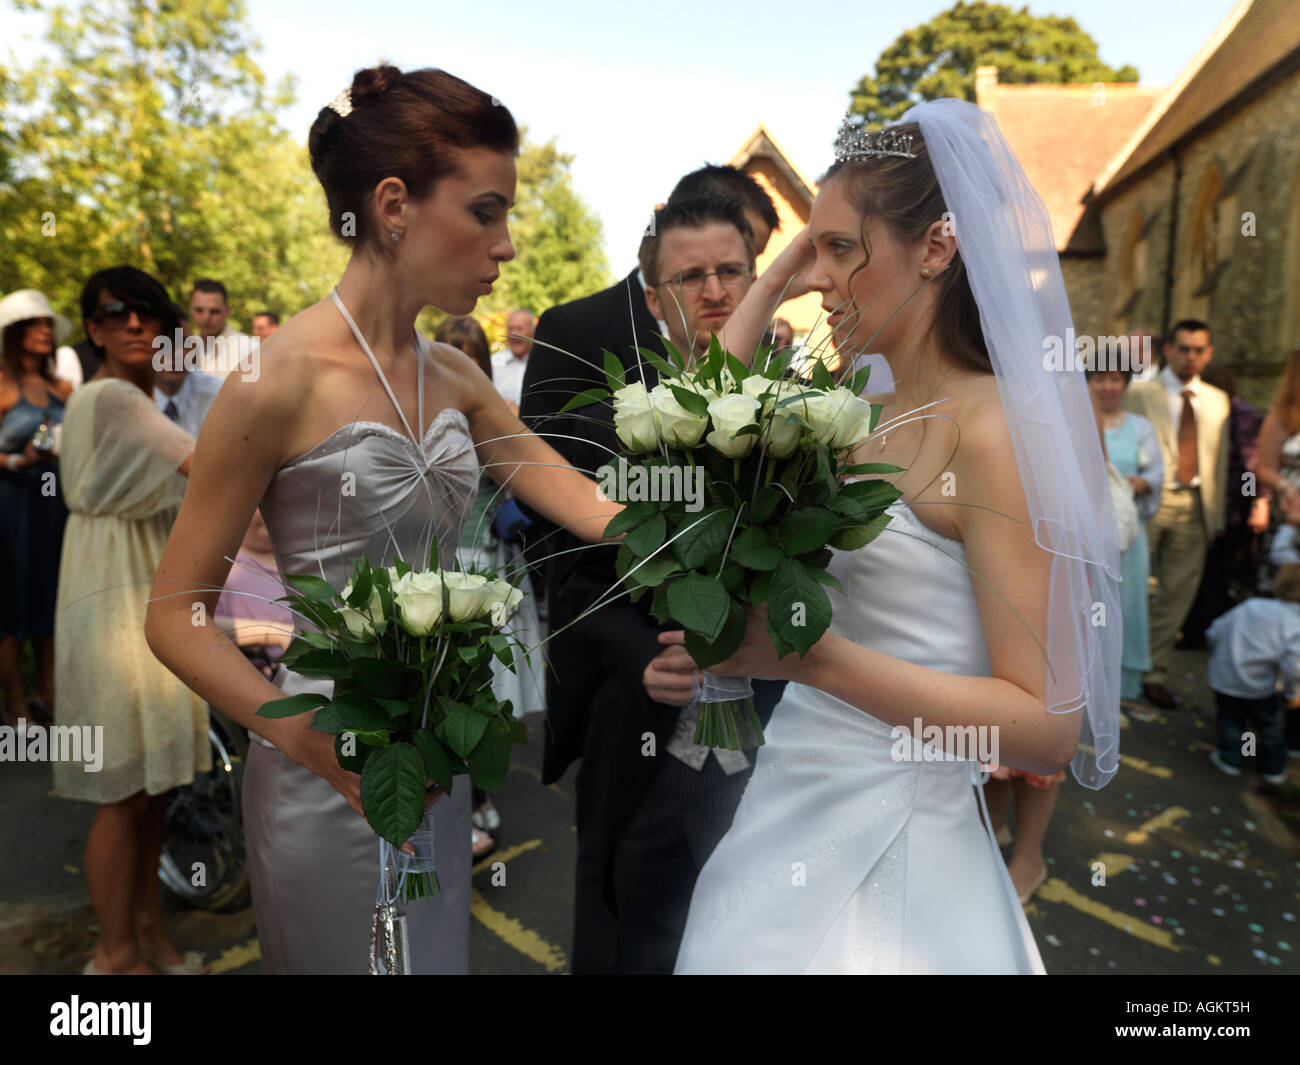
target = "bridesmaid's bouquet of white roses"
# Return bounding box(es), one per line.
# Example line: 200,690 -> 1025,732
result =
255,551 -> 527,901
563,338 -> 902,749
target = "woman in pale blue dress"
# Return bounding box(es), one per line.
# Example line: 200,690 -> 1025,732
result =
1088,367 -> 1163,700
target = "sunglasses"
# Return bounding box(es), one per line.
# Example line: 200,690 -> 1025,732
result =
93,299 -> 164,326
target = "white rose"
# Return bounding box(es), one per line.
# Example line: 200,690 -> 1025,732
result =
706,394 -> 761,458
762,409 -> 804,458
484,578 -> 525,627
612,382 -> 658,454
442,571 -> 493,622
741,374 -> 776,406
390,570 -> 444,636
804,387 -> 876,449
648,383 -> 709,448
340,579 -> 387,641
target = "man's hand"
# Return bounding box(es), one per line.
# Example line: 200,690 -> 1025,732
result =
643,638 -> 700,707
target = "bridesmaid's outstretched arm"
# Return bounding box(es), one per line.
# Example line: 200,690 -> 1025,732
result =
449,341 -> 623,542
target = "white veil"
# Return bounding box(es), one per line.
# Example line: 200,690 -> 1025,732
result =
897,98 -> 1122,789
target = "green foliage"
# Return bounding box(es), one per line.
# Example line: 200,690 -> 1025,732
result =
0,0 -> 347,330
846,1 -> 1140,130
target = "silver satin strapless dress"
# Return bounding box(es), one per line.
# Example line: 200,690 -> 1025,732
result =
243,326 -> 480,974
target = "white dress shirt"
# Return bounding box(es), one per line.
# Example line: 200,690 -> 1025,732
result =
199,324 -> 253,377
490,348 -> 530,407
1206,597 -> 1300,699
1161,365 -> 1202,488
154,370 -> 222,437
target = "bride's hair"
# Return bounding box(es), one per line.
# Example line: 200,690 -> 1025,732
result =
308,65 -> 519,255
823,124 -> 991,375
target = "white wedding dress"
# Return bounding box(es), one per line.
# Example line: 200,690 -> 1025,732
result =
674,500 -> 1046,974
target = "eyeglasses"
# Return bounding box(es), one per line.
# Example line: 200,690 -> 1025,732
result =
655,264 -> 751,295
93,299 -> 163,326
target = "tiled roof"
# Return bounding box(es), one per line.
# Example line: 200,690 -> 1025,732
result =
978,78 -> 1162,252
1093,0 -> 1300,198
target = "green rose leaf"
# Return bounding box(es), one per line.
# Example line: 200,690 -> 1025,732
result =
841,462 -> 904,476
284,573 -> 339,603
840,478 -> 903,511
625,512 -> 668,558
729,526 -> 784,571
467,716 -> 513,794
635,344 -> 679,380
748,570 -> 773,605
444,701 -> 490,759
603,500 -> 656,538
309,701 -> 347,735
808,567 -> 846,595
767,557 -> 832,656
670,506 -> 735,570
625,553 -> 682,589
830,512 -> 893,550
684,598 -> 747,669
411,729 -> 457,794
559,387 -> 610,413
751,484 -> 786,525
285,648 -> 353,680
510,717 -> 528,745
352,657 -> 417,700
667,572 -> 731,642
603,349 -> 627,393
669,384 -> 710,417
334,731 -> 374,774
332,688 -> 393,732
360,741 -> 427,846
778,506 -> 842,556
255,692 -> 329,719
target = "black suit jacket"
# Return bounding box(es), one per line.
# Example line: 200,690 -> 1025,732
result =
520,269 -> 673,776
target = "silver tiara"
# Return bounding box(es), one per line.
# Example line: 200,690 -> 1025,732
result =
327,87 -> 353,118
834,115 -> 916,163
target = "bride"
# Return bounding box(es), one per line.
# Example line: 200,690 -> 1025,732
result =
659,100 -> 1122,974
146,65 -> 619,973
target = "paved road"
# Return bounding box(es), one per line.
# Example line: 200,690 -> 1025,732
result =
2,647 -> 1296,974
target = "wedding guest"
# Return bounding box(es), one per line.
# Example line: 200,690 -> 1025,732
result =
1205,563 -> 1300,785
189,279 -> 249,376
53,265 -> 208,975
521,193 -> 787,973
769,316 -> 794,352
1122,320 -> 1230,708
1087,365 -> 1164,700
489,307 -> 534,413
667,163 -> 780,254
251,311 -> 280,340
154,348 -> 223,438
0,289 -> 73,731
437,313 -> 545,856
1256,348 -> 1300,501
1180,363 -> 1265,645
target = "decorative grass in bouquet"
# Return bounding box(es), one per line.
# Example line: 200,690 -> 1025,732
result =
255,545 -> 528,909
565,337 -> 903,750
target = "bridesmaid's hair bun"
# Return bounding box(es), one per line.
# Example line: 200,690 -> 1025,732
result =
308,65 -> 518,257
349,64 -> 401,108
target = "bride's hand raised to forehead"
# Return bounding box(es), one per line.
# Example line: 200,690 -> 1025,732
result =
719,226 -> 815,366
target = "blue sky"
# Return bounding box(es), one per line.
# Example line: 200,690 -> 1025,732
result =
4,0 -> 1239,274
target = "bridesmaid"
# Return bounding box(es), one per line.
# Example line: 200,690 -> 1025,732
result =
146,66 -> 621,972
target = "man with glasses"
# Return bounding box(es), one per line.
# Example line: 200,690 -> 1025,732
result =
641,197 -> 756,360
519,193 -> 786,973
1122,319 -> 1230,709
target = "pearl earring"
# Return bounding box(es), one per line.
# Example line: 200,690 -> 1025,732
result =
391,230 -> 400,242
921,267 -> 932,277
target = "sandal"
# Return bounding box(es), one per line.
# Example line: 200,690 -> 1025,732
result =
471,827 -> 496,861
140,949 -> 209,975
1016,865 -> 1048,906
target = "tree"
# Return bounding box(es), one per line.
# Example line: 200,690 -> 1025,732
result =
0,0 -> 345,331
847,1 -> 1139,131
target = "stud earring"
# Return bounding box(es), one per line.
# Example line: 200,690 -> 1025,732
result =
921,267 -> 932,277
391,230 -> 401,242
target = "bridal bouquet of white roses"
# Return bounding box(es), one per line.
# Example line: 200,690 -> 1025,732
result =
564,338 -> 902,749
255,552 -> 527,901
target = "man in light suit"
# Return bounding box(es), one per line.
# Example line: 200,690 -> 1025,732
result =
1122,319 -> 1230,708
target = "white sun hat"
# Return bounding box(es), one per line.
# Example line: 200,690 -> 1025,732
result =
0,289 -> 74,345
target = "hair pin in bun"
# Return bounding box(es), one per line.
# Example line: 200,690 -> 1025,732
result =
327,87 -> 353,118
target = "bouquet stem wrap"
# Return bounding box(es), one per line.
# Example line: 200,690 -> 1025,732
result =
693,672 -> 763,749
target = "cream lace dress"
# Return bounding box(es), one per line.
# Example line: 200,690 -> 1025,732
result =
52,378 -> 210,803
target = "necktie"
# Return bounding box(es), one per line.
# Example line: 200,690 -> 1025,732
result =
164,399 -> 180,423
1177,388 -> 1197,485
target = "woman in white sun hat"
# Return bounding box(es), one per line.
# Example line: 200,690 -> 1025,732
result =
0,289 -> 74,733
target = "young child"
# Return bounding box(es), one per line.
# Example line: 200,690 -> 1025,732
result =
1205,563 -> 1300,784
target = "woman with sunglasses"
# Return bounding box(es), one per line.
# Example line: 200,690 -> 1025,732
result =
0,290 -> 73,733
51,266 -> 210,975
